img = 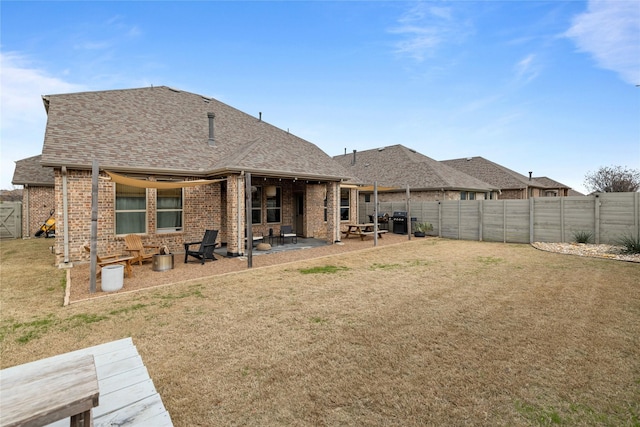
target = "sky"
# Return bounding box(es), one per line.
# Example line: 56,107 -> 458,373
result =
1,1 -> 639,195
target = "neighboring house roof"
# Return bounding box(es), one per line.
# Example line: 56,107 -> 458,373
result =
532,177 -> 573,191
0,189 -> 23,202
333,145 -> 495,192
442,156 -> 548,190
12,155 -> 55,186
40,86 -> 353,182
533,177 -> 584,197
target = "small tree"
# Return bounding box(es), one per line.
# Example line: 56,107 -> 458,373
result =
584,166 -> 640,193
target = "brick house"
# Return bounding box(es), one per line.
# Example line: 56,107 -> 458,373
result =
442,156 -> 572,199
333,145 -> 497,206
11,155 -> 56,238
38,86 -> 353,266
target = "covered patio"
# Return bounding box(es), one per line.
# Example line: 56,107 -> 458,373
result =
67,233 -> 410,304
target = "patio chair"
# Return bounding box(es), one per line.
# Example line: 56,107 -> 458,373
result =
184,229 -> 219,264
124,234 -> 160,266
84,245 -> 134,278
279,225 -> 297,244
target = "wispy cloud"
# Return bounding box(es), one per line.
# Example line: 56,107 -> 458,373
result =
0,52 -> 83,188
514,53 -> 540,84
0,52 -> 83,125
389,2 -> 471,61
565,0 -> 640,85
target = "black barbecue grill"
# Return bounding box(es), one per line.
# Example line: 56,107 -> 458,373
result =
390,211 -> 408,234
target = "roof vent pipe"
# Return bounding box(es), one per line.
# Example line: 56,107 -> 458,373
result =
259,112 -> 262,121
529,171 -> 532,181
208,112 -> 215,146
352,149 -> 356,165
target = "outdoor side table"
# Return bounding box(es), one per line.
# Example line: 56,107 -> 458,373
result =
0,354 -> 99,427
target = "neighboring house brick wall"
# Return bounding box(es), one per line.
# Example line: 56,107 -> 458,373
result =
23,186 -> 55,238
498,189 -> 526,199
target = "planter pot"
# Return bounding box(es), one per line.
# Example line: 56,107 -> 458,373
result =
102,265 -> 124,292
414,232 -> 426,237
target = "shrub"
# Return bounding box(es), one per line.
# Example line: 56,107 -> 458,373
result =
414,222 -> 434,233
618,232 -> 640,254
572,231 -> 593,244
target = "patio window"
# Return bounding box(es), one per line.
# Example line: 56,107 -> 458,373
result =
340,188 -> 350,221
115,184 -> 146,235
157,187 -> 183,232
251,186 -> 262,224
266,187 -> 281,223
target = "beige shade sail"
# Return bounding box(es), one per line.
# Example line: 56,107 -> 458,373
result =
106,171 -> 226,189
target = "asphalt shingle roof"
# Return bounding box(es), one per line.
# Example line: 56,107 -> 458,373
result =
12,155 -> 54,186
333,145 -> 495,191
442,156 -> 548,190
40,86 -> 352,181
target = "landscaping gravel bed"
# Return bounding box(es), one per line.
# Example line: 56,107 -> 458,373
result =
532,241 -> 640,263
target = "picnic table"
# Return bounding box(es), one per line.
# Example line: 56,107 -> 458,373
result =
343,223 -> 388,240
0,354 -> 99,427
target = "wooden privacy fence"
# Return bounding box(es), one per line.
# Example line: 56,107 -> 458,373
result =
0,202 -> 22,239
363,193 -> 640,245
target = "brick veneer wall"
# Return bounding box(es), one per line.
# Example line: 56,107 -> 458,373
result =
53,169 -> 224,265
499,189 -> 527,199
22,186 -> 55,238
304,183 -> 328,239
52,169 -> 339,264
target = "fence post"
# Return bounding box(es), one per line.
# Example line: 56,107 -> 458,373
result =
503,201 -> 507,243
479,200 -> 483,241
594,194 -> 600,244
457,200 -> 461,240
560,197 -> 565,242
438,201 -> 442,238
633,191 -> 640,240
529,198 -> 534,243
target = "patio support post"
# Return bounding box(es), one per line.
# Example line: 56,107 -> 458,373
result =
373,181 -> 378,246
89,161 -> 98,293
245,172 -> 253,268
406,184 -> 411,241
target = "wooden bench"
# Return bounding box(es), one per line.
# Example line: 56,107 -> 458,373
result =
1,354 -> 99,427
84,245 -> 134,278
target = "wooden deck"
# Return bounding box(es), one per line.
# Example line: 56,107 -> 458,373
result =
3,337 -> 174,427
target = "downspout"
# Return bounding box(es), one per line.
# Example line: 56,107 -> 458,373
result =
61,166 -> 71,266
24,185 -> 30,238
335,182 -> 341,243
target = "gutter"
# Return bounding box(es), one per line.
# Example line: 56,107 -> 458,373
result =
39,162 -> 349,184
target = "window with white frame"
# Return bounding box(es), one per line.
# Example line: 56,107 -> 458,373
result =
115,183 -> 146,235
340,188 -> 350,221
266,186 -> 281,223
251,186 -> 262,224
157,187 -> 183,232
460,191 -> 475,200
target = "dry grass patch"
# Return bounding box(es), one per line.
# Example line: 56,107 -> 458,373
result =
1,237 -> 639,426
